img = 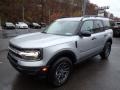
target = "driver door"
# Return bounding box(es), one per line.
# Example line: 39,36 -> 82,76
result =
77,20 -> 96,61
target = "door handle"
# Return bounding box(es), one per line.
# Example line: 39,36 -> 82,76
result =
92,37 -> 96,40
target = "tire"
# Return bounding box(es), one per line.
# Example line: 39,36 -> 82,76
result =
48,57 -> 73,87
100,42 -> 112,59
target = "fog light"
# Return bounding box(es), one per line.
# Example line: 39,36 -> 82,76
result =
42,67 -> 48,72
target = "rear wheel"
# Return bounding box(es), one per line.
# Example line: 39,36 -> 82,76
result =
48,57 -> 73,87
100,42 -> 112,59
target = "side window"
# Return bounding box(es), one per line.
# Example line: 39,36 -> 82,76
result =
81,20 -> 93,33
103,20 -> 110,29
93,20 -> 104,33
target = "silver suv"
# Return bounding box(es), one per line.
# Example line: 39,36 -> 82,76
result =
8,16 -> 113,86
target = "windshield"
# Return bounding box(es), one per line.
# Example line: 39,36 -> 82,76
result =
43,21 -> 80,36
33,23 -> 39,26
18,22 -> 25,24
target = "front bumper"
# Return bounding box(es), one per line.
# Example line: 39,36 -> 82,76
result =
7,53 -> 48,77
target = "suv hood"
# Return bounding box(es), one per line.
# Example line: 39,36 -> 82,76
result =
10,32 -> 78,48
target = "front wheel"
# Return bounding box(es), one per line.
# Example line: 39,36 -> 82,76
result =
48,57 -> 73,87
100,42 -> 112,59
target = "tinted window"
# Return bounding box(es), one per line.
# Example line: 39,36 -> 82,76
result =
116,22 -> 120,26
110,20 -> 115,27
93,20 -> 104,33
103,20 -> 110,29
81,20 -> 93,33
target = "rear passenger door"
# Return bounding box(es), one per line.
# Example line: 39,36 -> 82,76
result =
92,20 -> 106,52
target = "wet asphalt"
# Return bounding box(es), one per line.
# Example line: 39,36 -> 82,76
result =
0,29 -> 120,90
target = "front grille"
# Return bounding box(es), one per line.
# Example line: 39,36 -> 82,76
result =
9,49 -> 22,59
23,26 -> 27,28
9,43 -> 23,59
9,43 -> 39,51
8,53 -> 18,63
9,43 -> 23,51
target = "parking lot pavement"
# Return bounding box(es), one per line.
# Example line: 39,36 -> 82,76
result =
0,38 -> 10,51
0,36 -> 120,90
1,28 -> 42,38
0,30 -> 3,38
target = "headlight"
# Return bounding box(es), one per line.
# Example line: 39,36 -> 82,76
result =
18,50 -> 42,60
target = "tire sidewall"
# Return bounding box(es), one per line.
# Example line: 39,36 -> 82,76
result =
105,42 -> 111,57
101,42 -> 111,59
48,57 -> 73,87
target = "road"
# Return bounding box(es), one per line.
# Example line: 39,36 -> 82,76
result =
0,29 -> 120,90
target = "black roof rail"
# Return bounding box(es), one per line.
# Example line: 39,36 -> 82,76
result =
80,15 -> 107,21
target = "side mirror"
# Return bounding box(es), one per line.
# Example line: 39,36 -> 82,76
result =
80,31 -> 91,37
